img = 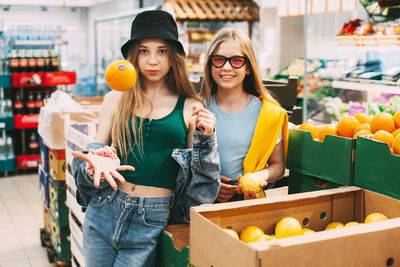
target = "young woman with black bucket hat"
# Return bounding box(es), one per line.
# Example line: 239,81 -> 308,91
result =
72,10 -> 221,267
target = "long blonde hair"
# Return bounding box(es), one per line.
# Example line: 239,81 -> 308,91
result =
200,28 -> 277,106
112,40 -> 198,161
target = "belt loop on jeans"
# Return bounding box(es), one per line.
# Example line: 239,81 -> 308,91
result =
108,189 -> 118,203
137,197 -> 145,215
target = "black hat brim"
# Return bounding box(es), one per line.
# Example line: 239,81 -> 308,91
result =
121,37 -> 186,59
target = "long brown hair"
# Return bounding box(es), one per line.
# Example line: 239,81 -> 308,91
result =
200,28 -> 277,106
112,39 -> 198,161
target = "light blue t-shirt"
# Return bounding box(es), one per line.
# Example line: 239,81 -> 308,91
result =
208,95 -> 282,182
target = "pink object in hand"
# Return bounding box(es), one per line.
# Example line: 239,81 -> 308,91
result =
85,146 -> 121,176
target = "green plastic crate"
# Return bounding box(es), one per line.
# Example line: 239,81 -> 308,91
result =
156,224 -> 193,267
288,171 -> 342,194
287,129 -> 356,186
50,212 -> 71,261
354,136 -> 400,200
48,177 -> 69,226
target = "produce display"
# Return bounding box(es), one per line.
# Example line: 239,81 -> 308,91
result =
297,110 -> 400,155
221,212 -> 389,244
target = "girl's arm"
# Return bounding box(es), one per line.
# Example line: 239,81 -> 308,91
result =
255,140 -> 285,184
71,92 -> 134,207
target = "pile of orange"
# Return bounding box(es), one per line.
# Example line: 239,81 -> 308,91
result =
221,212 -> 389,245
296,111 -> 400,156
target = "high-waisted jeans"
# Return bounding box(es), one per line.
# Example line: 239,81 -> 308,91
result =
83,187 -> 173,267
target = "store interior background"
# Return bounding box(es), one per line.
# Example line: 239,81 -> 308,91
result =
2,0 -> 399,115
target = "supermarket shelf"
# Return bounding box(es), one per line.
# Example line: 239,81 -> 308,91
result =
0,74 -> 12,88
332,80 -> 400,94
335,35 -> 400,50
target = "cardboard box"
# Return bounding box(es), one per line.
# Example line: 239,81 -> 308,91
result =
39,165 -> 50,209
286,129 -> 355,185
156,224 -> 192,267
288,170 -> 341,194
190,186 -> 400,267
354,136 -> 400,200
49,148 -> 66,180
38,96 -> 101,150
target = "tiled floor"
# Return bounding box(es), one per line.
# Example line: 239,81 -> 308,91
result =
0,174 -> 53,267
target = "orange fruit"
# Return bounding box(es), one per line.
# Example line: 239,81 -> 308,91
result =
372,130 -> 394,148
344,222 -> 360,227
222,228 -> 239,239
354,113 -> 372,124
393,111 -> 400,128
318,125 -> 337,141
105,60 -> 137,91
239,173 -> 263,193
392,128 -> 400,139
370,112 -> 395,133
275,217 -> 303,239
249,234 -> 274,243
336,116 -> 360,138
364,213 -> 388,223
298,122 -> 319,139
353,123 -> 371,137
325,222 -> 344,230
393,134 -> 400,156
240,226 -> 264,243
302,228 -> 315,235
354,129 -> 372,139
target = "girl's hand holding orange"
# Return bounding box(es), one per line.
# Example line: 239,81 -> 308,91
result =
105,60 -> 137,91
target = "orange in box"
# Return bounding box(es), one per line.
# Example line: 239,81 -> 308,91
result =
49,148 -> 66,180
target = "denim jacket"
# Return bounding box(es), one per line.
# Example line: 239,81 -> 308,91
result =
72,129 -> 221,224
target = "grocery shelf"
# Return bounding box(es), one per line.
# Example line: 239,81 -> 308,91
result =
332,80 -> 400,94
0,74 -> 11,88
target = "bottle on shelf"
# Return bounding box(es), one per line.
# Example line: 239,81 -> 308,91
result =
36,49 -> 45,72
26,90 -> 36,114
6,136 -> 14,162
27,130 -> 39,155
50,50 -> 59,72
0,137 -> 6,162
35,88 -> 43,113
8,49 -> 19,73
18,49 -> 27,73
27,49 -> 37,73
44,50 -> 51,72
13,91 -> 24,115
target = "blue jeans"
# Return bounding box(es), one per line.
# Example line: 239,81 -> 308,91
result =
83,187 -> 173,267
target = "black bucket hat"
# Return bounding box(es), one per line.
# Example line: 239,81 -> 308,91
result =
121,10 -> 185,59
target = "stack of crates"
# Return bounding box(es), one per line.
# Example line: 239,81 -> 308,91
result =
65,116 -> 97,267
286,128 -> 356,194
39,134 -> 71,264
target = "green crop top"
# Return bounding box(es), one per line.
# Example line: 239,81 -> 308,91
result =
119,95 -> 187,190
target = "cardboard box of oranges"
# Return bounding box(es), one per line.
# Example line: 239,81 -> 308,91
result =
190,186 -> 400,267
286,128 -> 356,186
354,136 -> 400,200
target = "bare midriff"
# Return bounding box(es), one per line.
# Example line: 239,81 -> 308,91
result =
116,180 -> 172,197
